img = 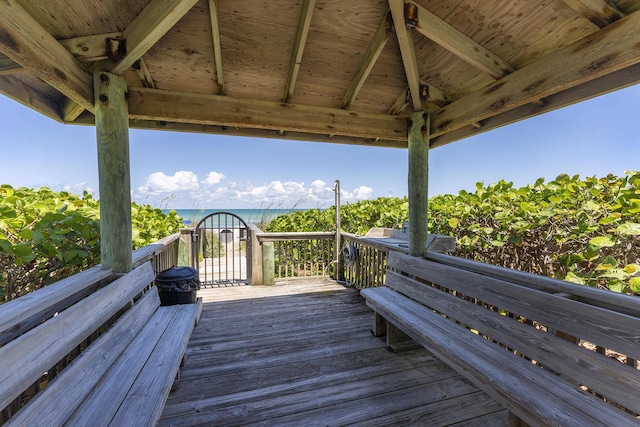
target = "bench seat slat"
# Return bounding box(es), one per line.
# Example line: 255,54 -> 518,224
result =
0,263 -> 154,410
5,289 -> 161,427
362,287 -> 639,427
110,303 -> 199,426
385,270 -> 640,414
66,304 -> 179,426
388,253 -> 640,361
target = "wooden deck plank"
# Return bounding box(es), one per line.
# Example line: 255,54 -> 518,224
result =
159,280 -> 507,426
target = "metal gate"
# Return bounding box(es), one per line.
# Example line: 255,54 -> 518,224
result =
193,212 -> 250,286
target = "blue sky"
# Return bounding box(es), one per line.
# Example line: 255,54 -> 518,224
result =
1,83 -> 639,209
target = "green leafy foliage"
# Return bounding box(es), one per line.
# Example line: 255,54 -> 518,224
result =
266,172 -> 640,295
0,185 -> 182,301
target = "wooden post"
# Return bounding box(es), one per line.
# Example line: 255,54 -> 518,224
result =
249,225 -> 263,285
178,228 -> 193,266
408,111 -> 429,257
262,242 -> 275,285
94,71 -> 132,273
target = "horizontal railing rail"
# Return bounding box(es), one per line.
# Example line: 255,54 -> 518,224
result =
256,232 -> 336,280
340,232 -> 398,289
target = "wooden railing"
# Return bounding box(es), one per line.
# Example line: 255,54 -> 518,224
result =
0,235 -> 181,422
256,232 -> 336,281
341,232 -> 395,289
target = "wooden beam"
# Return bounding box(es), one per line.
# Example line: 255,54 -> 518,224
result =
110,0 -> 200,74
208,0 -> 225,95
0,0 -> 93,112
94,71 -> 132,273
411,2 -> 514,79
58,33 -> 123,62
562,0 -> 625,28
389,0 -> 422,111
341,10 -> 391,109
283,0 -> 316,103
132,58 -> 155,88
0,55 -> 22,75
126,88 -> 408,141
0,75 -> 61,121
408,111 -> 429,257
431,10 -> 640,138
430,62 -> 640,148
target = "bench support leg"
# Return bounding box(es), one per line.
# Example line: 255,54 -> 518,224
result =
371,312 -> 387,337
386,322 -> 421,352
508,411 -> 530,427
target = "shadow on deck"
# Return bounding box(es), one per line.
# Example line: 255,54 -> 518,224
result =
159,280 -> 508,426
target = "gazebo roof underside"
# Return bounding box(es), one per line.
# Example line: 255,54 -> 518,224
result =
1,0 -> 640,149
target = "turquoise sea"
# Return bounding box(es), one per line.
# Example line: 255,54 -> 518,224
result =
165,208 -> 302,225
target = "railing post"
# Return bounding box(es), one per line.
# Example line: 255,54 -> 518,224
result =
178,228 -> 194,266
262,242 -> 275,285
249,225 -> 264,285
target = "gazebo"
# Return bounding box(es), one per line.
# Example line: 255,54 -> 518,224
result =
1,0 -> 640,425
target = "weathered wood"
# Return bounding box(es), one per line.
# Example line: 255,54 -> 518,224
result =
408,111 -> 429,257
207,0 -> 224,95
110,0 -> 200,74
262,241 -> 275,285
58,32 -> 123,62
126,88 -> 407,141
562,0 -> 625,28
431,10 -> 640,137
412,1 -> 514,79
95,71 -> 132,273
0,56 -> 21,75
0,75 -> 62,121
111,303 -> 199,426
0,0 -> 93,112
283,0 -> 316,103
0,264 -> 112,347
362,286 -> 639,426
0,263 -> 154,410
384,268 -> 640,414
7,289 -> 160,426
341,10 -> 390,110
388,0 -> 422,110
159,281 -> 505,425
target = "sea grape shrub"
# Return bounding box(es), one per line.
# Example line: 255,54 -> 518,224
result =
428,172 -> 640,295
0,185 -> 183,301
266,172 -> 640,295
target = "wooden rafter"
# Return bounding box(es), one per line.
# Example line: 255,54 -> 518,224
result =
126,88 -> 407,142
411,2 -> 514,79
562,0 -> 625,28
110,0 -> 199,74
341,10 -> 391,110
388,81 -> 449,116
388,0 -> 421,111
431,10 -> 640,138
0,56 -> 22,75
431,62 -> 640,148
208,0 -> 225,95
283,0 -> 316,103
132,59 -> 155,88
0,0 -> 93,115
0,75 -> 60,120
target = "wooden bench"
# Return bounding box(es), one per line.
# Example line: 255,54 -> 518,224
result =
0,261 -> 202,426
362,251 -> 640,426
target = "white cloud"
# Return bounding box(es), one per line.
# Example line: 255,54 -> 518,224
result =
204,171 -> 225,186
134,171 -> 375,208
138,171 -> 199,195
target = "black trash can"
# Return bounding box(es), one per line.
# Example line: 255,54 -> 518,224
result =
155,266 -> 200,306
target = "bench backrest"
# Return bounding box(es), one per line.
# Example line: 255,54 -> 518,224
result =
0,262 -> 157,411
386,251 -> 640,415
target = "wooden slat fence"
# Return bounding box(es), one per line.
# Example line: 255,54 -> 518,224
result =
257,232 -> 335,279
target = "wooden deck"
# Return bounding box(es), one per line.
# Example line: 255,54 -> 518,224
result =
158,279 -> 508,426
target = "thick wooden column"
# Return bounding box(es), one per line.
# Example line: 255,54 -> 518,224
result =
94,72 -> 132,273
408,111 -> 429,257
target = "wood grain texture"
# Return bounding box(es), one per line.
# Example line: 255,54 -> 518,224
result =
7,290 -> 160,426
159,281 -> 506,425
0,262 -> 154,410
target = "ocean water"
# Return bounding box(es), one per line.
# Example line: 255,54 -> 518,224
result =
165,208 -> 302,225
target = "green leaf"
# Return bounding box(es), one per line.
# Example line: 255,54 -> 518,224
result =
615,222 -> 640,236
448,218 -> 459,228
588,235 -> 616,248
564,272 -> 585,285
608,281 -> 625,293
629,277 -> 640,294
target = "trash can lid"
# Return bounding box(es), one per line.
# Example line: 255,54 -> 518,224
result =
156,266 -> 198,282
